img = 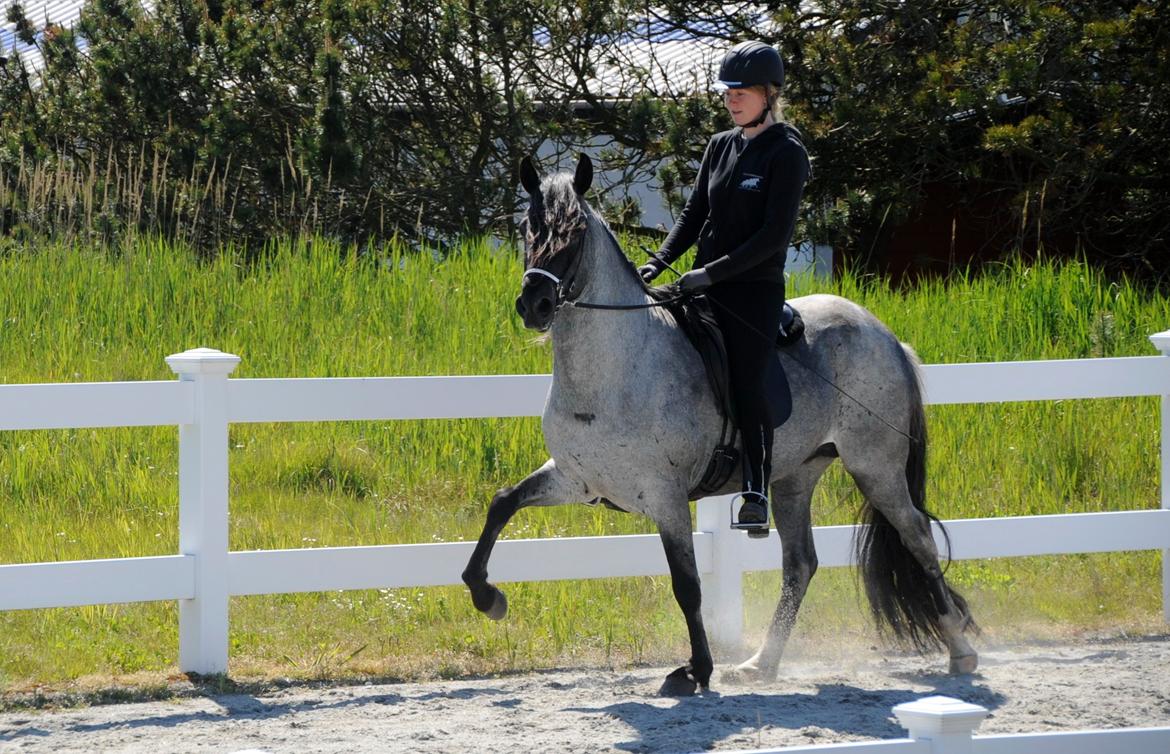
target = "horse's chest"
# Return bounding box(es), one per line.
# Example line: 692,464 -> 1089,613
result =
541,393 -> 712,510
543,410 -> 632,472
543,405 -> 656,492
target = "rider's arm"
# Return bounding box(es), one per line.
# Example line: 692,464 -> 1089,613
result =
654,140 -> 714,270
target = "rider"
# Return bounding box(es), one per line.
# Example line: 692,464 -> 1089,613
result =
639,40 -> 811,532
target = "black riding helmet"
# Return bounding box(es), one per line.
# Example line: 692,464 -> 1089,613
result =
716,41 -> 784,129
716,41 -> 784,90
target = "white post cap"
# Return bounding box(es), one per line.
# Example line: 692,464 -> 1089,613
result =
893,695 -> 989,738
166,347 -> 241,376
1150,330 -> 1170,354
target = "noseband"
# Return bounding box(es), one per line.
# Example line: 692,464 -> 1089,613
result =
522,230 -> 589,310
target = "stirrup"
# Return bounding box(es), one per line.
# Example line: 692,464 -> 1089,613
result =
730,491 -> 770,537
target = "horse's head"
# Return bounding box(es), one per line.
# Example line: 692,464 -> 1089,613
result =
515,154 -> 593,331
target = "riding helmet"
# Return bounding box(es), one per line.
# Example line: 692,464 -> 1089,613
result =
716,41 -> 784,90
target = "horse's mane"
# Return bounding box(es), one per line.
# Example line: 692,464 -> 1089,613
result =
528,172 -> 647,287
526,174 -> 586,267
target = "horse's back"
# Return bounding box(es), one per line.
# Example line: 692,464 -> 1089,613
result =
788,293 -> 911,365
789,293 -> 888,334
777,293 -> 919,462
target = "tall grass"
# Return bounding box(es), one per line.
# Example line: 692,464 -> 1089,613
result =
0,238 -> 1167,691
0,148 -> 384,252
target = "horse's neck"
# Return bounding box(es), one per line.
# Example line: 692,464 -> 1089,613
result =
549,223 -> 668,395
570,220 -> 647,309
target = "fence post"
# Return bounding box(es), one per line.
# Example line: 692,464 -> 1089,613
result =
1151,329 -> 1170,623
892,696 -> 988,754
696,495 -> 744,656
166,347 -> 240,675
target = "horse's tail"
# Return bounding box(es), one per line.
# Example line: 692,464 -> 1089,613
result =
854,343 -> 974,652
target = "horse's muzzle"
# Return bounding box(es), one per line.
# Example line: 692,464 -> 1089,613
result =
516,281 -> 556,331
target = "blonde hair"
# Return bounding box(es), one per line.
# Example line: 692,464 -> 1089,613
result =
756,83 -> 786,122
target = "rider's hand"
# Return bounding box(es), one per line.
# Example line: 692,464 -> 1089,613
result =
677,268 -> 713,293
637,262 -> 661,284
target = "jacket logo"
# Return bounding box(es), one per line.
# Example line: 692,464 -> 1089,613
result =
738,174 -> 763,191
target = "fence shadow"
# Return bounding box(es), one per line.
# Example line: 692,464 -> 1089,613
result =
565,678 -> 1005,754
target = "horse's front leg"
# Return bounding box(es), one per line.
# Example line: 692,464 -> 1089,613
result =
655,506 -> 714,696
462,459 -> 585,620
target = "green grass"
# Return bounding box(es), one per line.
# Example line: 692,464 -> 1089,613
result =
0,237 -> 1167,692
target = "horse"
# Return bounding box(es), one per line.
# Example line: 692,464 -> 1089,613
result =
461,154 -> 978,696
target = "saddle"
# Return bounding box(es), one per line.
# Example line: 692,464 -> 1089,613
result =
655,290 -> 804,497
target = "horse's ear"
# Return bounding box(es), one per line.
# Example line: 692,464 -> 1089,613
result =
519,156 -> 541,196
573,153 -> 593,195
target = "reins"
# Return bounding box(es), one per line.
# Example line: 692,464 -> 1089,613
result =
570,296 -> 689,310
586,243 -> 921,444
522,264 -> 687,310
697,285 -> 921,445
522,226 -> 689,311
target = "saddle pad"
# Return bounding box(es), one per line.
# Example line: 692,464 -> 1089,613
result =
654,289 -> 800,429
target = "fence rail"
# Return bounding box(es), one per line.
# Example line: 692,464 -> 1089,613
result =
0,555 -> 194,610
5,356 -> 1169,430
0,380 -> 192,430
4,508 -> 1167,608
1,335 -> 1169,678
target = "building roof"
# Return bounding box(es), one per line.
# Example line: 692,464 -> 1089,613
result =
4,2 -> 780,99
2,0 -> 91,72
537,10 -> 776,98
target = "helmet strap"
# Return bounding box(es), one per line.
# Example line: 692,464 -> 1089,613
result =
744,105 -> 770,129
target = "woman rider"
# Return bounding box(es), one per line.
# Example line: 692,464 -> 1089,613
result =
638,41 -> 811,532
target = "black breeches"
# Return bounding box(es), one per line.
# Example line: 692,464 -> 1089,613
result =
706,281 -> 786,496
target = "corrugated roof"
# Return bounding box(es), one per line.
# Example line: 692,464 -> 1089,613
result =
1,0 -> 94,72
5,2 -> 779,98
544,7 -> 781,97
582,38 -> 725,98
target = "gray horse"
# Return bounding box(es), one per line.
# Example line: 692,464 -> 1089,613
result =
461,154 -> 978,696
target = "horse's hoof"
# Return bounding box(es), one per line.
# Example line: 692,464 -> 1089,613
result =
470,583 -> 509,620
485,588 -> 508,621
722,662 -> 773,685
949,653 -> 978,675
658,666 -> 699,697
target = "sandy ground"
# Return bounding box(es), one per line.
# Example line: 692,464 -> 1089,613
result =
1,637 -> 1168,753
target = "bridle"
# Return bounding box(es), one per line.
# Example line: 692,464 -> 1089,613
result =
521,227 -> 589,309
521,222 -> 687,313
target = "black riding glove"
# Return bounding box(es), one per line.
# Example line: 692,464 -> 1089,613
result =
637,262 -> 662,284
677,268 -> 713,293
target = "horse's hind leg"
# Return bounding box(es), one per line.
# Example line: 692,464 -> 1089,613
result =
462,459 -> 586,620
724,463 -> 828,684
852,469 -> 978,673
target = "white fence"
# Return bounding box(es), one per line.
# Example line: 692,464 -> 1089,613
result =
720,695 -> 1170,754
1,333 -> 1169,678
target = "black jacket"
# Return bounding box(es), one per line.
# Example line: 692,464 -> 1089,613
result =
656,123 -> 811,285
